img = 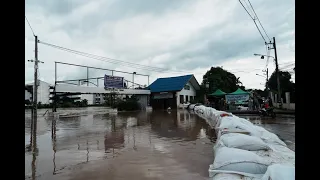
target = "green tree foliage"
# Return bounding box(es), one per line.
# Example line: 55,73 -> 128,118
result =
116,95 -> 140,111
202,67 -> 244,93
103,92 -> 119,108
267,70 -> 295,102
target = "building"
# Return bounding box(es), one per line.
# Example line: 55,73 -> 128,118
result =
148,74 -> 200,110
25,80 -> 51,105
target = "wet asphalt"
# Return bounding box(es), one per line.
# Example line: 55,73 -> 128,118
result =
25,107 -> 295,180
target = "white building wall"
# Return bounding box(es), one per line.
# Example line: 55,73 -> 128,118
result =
25,90 -> 32,101
81,94 -> 94,105
176,81 -> 197,107
25,81 -> 51,104
37,81 -> 51,104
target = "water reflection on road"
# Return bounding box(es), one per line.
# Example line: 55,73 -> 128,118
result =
25,108 -> 295,180
238,115 -> 295,151
25,108 -> 215,180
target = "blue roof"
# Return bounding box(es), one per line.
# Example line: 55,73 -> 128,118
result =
148,74 -> 193,93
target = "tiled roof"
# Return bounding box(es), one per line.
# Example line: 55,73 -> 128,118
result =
148,74 -> 193,93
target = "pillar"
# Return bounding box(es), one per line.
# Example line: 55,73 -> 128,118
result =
285,92 -> 290,104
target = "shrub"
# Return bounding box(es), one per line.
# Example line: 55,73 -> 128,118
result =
116,99 -> 140,111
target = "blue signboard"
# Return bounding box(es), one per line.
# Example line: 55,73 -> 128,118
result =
104,75 -> 124,89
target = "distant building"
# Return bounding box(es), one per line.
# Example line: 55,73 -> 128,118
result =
25,80 -> 51,105
148,74 -> 200,109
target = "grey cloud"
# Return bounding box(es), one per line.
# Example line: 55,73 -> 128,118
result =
26,0 -> 294,88
26,0 -> 87,15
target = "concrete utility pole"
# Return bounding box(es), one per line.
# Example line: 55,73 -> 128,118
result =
272,37 -> 282,108
28,36 -> 44,115
133,72 -> 136,89
262,68 -> 269,87
33,35 -> 39,116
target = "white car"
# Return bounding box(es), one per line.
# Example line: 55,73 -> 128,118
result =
236,105 -> 249,111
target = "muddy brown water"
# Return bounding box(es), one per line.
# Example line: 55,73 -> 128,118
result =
25,108 -> 295,180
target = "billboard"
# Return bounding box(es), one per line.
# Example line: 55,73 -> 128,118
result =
225,94 -> 249,104
104,75 -> 124,89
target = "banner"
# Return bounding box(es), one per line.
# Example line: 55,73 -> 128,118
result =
153,92 -> 173,99
225,94 -> 249,104
104,75 -> 124,89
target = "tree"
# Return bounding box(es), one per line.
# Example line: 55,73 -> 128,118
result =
202,67 -> 244,94
267,70 -> 295,102
81,99 -> 88,107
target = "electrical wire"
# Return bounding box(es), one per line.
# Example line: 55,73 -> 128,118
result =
39,41 -> 190,74
25,15 -> 35,36
279,63 -> 295,70
247,0 -> 271,42
238,0 -> 267,44
243,0 -> 255,18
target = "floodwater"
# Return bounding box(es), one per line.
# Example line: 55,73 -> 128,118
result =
238,114 -> 295,151
25,107 -> 216,180
25,107 -> 295,180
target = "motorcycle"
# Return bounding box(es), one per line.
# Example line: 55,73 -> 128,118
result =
259,107 -> 276,118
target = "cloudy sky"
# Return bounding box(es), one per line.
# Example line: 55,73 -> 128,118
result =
25,0 -> 294,90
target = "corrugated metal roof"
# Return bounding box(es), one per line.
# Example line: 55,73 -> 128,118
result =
148,74 -> 193,93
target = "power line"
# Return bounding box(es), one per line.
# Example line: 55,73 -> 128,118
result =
247,0 -> 271,42
39,41 -> 190,74
279,61 -> 295,66
279,63 -> 294,69
243,0 -> 255,17
25,15 -> 35,36
238,0 -> 267,44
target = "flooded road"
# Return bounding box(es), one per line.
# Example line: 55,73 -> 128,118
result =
238,115 -> 295,151
25,108 -> 295,180
25,108 -> 215,180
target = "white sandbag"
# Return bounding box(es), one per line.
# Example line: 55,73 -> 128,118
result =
209,147 -> 270,178
253,126 -> 287,147
188,104 -> 195,110
212,173 -> 243,180
218,117 -> 258,136
261,164 -> 295,180
220,133 -> 270,151
213,173 -> 261,180
254,144 -> 295,166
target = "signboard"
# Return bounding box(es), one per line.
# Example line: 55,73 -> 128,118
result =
225,94 -> 249,104
153,92 -> 173,99
104,75 -> 124,89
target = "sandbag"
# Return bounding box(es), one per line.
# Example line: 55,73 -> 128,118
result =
218,117 -> 258,136
209,147 -> 270,178
261,164 -> 295,180
212,173 -> 243,180
253,126 -> 287,147
220,133 -> 270,151
213,173 -> 261,180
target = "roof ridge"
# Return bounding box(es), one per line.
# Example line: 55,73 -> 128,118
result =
157,74 -> 193,79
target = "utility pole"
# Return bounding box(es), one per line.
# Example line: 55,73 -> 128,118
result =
28,36 -> 44,114
266,37 -> 282,108
272,37 -> 282,108
33,35 -> 39,117
133,72 -> 136,89
263,68 -> 269,97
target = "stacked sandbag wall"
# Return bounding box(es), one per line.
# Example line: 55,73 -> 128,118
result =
188,104 -> 295,180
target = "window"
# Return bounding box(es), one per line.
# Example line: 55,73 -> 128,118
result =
186,95 -> 189,102
184,85 -> 190,90
190,96 -> 193,101
180,95 -> 184,104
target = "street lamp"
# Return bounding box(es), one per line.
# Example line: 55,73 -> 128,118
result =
256,74 -> 266,78
254,53 -> 275,60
